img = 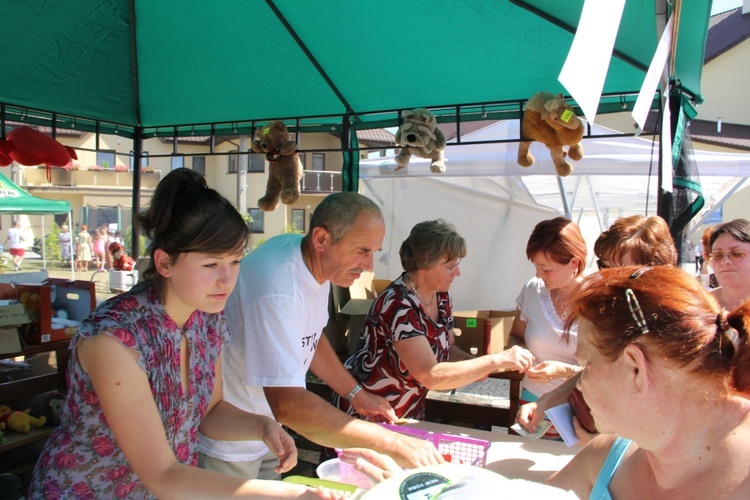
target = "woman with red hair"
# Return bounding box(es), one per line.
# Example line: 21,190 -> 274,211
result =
548,266 -> 750,497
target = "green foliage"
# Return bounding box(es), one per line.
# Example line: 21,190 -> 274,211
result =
44,223 -> 63,261
283,223 -> 304,235
124,225 -> 147,256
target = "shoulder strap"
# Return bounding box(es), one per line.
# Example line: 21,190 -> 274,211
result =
589,437 -> 632,500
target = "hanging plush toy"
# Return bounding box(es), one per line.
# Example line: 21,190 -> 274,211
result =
251,121 -> 303,212
517,92 -> 584,177
0,126 -> 77,168
394,108 -> 447,173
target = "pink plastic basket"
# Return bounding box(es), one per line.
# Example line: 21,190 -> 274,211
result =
379,423 -> 491,467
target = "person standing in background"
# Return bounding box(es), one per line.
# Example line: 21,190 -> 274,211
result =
77,224 -> 92,272
694,240 -> 704,274
5,219 -> 26,271
58,224 -> 72,267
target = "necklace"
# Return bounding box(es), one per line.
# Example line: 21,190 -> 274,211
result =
552,289 -> 568,320
407,274 -> 435,306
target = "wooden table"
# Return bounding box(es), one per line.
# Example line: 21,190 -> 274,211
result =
404,420 -> 577,483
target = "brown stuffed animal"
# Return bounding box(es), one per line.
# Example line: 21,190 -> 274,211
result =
251,121 -> 303,212
517,92 -> 584,177
394,108 -> 447,173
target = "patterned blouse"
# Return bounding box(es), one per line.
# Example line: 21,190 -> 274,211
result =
336,273 -> 453,420
30,281 -> 229,499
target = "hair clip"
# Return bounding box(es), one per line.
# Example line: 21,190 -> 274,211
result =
629,266 -> 653,279
625,288 -> 649,335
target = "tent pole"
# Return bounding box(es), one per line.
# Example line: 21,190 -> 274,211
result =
131,127 -> 143,260
556,176 -> 572,219
41,217 -> 47,269
69,211 -> 75,280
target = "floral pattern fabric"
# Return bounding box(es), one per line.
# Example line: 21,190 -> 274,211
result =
335,273 -> 453,420
30,281 -> 229,499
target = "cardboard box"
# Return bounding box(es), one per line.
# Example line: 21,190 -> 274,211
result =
9,278 -> 96,344
452,310 -> 516,356
340,272 -> 378,355
0,303 -> 32,354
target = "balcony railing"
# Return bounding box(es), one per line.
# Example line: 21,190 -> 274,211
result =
22,168 -> 161,189
301,169 -> 342,193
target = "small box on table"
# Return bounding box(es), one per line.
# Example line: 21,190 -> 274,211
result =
1,278 -> 96,345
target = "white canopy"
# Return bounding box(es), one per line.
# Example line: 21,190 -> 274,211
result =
360,121 -> 750,311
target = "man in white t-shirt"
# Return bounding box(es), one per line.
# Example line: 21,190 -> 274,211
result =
5,220 -> 25,271
198,192 -> 443,479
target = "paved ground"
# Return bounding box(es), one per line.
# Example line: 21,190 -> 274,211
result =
2,251 -> 129,302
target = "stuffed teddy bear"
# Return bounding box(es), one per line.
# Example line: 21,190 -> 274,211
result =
394,108 -> 447,173
517,92 -> 584,177
0,405 -> 46,433
251,121 -> 303,212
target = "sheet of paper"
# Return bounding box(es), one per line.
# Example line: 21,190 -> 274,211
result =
632,15 -> 674,133
558,0 -> 627,125
545,403 -> 580,447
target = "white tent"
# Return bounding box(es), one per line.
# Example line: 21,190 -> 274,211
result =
360,121 -> 750,311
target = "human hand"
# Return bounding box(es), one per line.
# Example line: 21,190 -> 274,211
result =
351,390 -> 397,423
260,418 -> 298,474
338,447 -> 403,484
572,416 -> 599,446
516,401 -> 545,433
495,345 -> 535,373
389,433 -> 445,468
526,360 -> 569,383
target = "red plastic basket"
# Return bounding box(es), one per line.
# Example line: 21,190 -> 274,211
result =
379,423 -> 490,467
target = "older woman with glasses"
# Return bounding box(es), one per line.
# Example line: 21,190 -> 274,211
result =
331,219 -> 534,422
708,218 -> 750,311
547,266 -> 750,498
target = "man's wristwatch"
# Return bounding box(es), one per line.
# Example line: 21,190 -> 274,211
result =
345,384 -> 363,402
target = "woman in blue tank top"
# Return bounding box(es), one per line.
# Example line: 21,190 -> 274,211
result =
547,265 -> 750,498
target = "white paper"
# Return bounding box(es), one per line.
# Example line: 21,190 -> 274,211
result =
558,0 -> 627,126
632,15 -> 674,134
545,403 -> 580,447
661,95 -> 673,193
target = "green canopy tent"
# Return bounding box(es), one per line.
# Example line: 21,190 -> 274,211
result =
0,0 -> 713,256
0,171 -> 73,274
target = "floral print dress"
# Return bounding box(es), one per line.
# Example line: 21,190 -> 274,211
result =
30,281 -> 229,499
336,273 -> 453,420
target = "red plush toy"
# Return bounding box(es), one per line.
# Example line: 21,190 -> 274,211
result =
109,242 -> 135,271
0,126 -> 77,168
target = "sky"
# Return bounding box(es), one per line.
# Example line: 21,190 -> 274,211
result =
712,0 -> 742,14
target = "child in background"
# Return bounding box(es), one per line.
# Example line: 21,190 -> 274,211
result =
108,241 -> 135,271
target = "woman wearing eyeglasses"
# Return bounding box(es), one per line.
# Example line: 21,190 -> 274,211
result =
547,266 -> 750,498
331,219 -> 535,422
707,219 -> 750,311
506,217 -> 587,438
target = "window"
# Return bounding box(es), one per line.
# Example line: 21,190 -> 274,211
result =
298,153 -> 306,169
228,152 -> 239,173
312,153 -> 325,170
232,151 -> 263,173
292,209 -> 305,232
171,156 -> 184,170
192,156 -> 206,176
248,208 -> 264,233
130,151 -> 149,169
97,150 -> 116,169
249,154 -> 264,172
